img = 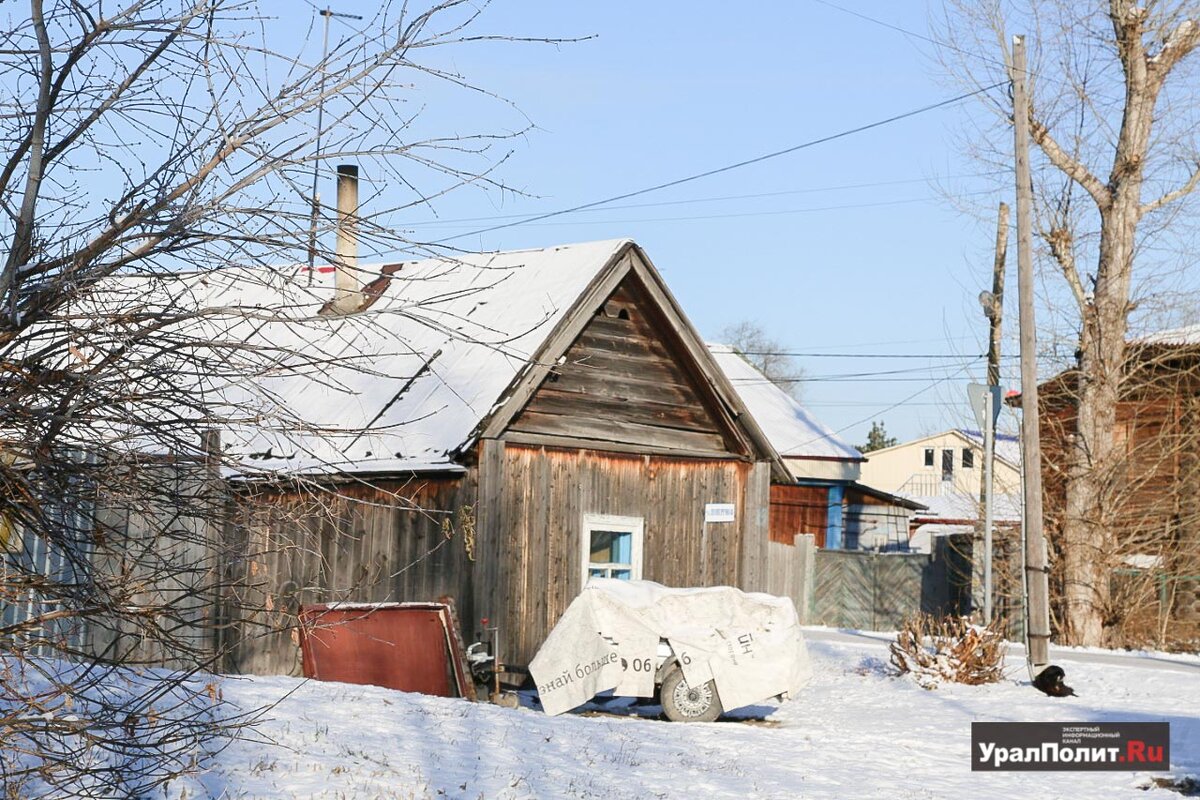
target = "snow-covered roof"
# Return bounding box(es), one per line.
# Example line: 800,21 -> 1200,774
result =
958,429 -> 1021,468
707,344 -> 863,462
98,239 -> 632,476
906,491 -> 1022,523
1138,323 -> 1200,346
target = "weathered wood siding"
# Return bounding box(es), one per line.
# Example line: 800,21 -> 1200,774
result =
1038,352 -> 1200,636
87,462 -> 223,669
472,442 -> 767,667
769,483 -> 828,546
507,275 -> 737,457
227,474 -> 477,675
767,535 -> 816,624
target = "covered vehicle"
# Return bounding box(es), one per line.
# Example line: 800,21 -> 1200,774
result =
529,579 -> 811,721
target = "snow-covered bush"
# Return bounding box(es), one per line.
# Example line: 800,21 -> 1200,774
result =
889,613 -> 1006,689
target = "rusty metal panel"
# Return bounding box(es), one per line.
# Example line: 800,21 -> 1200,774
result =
299,602 -> 472,698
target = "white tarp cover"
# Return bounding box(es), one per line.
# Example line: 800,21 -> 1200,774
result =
529,579 -> 812,717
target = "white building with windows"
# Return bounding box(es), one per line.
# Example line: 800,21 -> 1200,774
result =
858,429 -> 1022,500
857,429 -> 1024,551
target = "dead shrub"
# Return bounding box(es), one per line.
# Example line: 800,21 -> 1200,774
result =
889,613 -> 1007,689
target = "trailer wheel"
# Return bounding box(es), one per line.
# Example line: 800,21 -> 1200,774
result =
659,664 -> 722,723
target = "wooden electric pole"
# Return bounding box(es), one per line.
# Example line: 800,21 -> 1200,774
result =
1011,35 -> 1051,672
977,200 -> 1008,625
986,202 -> 1008,388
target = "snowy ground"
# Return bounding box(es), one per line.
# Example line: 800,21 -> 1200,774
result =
164,629 -> 1200,800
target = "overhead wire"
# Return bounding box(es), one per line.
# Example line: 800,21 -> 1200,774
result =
430,81 -> 1008,244
419,194 -> 997,229
734,351 -> 995,359
408,171 -> 1006,227
790,365 -> 977,450
808,0 -> 1017,74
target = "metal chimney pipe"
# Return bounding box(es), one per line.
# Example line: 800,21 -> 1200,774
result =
333,164 -> 360,313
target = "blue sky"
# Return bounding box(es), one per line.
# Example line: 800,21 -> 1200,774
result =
297,1 -> 1029,446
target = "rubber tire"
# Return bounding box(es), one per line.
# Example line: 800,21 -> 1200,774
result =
659,664 -> 722,723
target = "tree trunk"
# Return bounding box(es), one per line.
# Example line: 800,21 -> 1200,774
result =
1061,186 -> 1142,646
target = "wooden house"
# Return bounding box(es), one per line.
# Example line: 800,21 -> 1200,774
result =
708,345 -> 922,551
197,239 -> 791,673
1034,327 -> 1200,634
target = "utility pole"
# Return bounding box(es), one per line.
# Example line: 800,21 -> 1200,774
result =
985,203 -> 1008,390
1011,35 -> 1051,672
977,201 -> 1008,625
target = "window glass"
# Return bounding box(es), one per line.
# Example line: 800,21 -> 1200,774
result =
941,449 -> 954,480
582,515 -> 643,584
962,448 -> 974,468
923,448 -> 934,467
589,529 -> 632,575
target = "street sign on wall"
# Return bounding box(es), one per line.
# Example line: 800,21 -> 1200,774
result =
704,503 -> 736,523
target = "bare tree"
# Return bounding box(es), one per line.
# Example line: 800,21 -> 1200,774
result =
719,320 -> 806,400
939,1 -> 1200,646
0,1 -> 553,795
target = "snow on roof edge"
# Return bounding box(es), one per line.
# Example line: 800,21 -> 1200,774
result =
707,343 -> 862,462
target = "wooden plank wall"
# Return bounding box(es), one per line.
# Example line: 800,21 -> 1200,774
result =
769,484 -> 828,547
766,534 -> 815,624
227,474 -> 477,675
506,276 -> 736,457
1039,376 -> 1200,639
87,462 -> 222,669
739,462 -> 771,592
1040,360 -> 1200,547
473,443 -> 757,667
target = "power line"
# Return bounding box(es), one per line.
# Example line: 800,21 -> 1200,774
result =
790,368 -> 973,449
734,351 -> 991,359
419,193 -> 994,229
809,0 -> 1016,74
432,82 -> 1007,244
741,377 -> 978,384
730,351 -> 1059,362
795,333 -> 981,349
803,401 -> 955,408
409,171 -> 1006,226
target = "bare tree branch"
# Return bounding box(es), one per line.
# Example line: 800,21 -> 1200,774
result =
1140,161 -> 1200,216
1028,115 -> 1113,210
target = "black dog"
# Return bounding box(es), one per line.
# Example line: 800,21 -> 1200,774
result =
1033,665 -> 1077,697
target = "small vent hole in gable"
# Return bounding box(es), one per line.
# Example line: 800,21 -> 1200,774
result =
596,303 -> 631,320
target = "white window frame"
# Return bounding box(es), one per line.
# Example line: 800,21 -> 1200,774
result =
580,513 -> 644,585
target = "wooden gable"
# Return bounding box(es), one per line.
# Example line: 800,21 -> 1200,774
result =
504,272 -> 742,458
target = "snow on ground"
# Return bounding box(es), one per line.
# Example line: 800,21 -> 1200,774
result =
165,630 -> 1200,800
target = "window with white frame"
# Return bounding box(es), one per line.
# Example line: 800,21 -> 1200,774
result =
581,514 -> 644,584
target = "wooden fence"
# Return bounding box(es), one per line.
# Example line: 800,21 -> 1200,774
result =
810,544 -> 960,631
766,535 -> 815,624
